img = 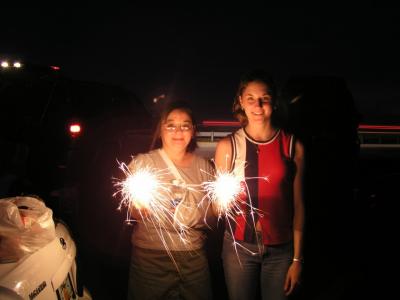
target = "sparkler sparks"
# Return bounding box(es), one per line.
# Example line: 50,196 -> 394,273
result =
120,166 -> 162,209
114,161 -> 171,213
202,158 -> 267,221
202,169 -> 244,218
201,157 -> 269,261
114,153 -> 270,267
113,159 -> 200,270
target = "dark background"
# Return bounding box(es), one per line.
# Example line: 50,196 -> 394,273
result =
1,5 -> 399,300
1,5 -> 399,121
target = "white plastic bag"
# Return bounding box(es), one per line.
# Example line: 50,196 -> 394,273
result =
0,196 -> 56,263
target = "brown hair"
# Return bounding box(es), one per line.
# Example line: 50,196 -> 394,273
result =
150,101 -> 198,152
232,69 -> 278,126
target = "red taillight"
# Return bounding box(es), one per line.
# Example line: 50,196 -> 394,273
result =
69,123 -> 82,138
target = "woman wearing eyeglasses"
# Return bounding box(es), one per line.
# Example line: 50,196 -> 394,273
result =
214,70 -> 305,300
127,101 -> 214,300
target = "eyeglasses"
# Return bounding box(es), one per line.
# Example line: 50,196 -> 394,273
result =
164,123 -> 193,132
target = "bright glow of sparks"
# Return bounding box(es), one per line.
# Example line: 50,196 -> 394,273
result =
122,168 -> 160,209
114,160 -> 200,270
201,156 -> 269,262
203,170 -> 244,216
114,162 -> 173,219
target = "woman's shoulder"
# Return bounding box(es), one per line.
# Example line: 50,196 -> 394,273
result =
277,130 -> 304,159
216,128 -> 243,144
128,149 -> 160,169
134,150 -> 156,161
280,129 -> 294,138
216,136 -> 231,146
216,129 -> 240,148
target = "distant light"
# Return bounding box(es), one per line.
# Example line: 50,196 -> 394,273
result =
13,62 -> 22,68
69,123 -> 82,138
153,94 -> 166,103
70,124 -> 81,133
1,61 -> 9,68
50,65 -> 60,70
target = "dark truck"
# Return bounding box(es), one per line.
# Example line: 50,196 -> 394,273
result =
1,61 -> 154,299
0,62 -> 153,224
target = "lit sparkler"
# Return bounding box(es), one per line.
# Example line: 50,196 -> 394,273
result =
202,158 -> 267,220
202,169 -> 245,219
114,161 -> 170,213
201,156 -> 269,261
113,160 -> 200,269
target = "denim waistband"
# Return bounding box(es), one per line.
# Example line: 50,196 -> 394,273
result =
224,230 -> 293,247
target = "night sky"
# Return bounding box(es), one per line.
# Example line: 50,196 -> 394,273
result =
2,5 -> 399,121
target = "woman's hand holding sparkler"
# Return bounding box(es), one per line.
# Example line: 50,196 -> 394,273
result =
129,205 -> 151,219
203,169 -> 246,220
114,161 -> 168,221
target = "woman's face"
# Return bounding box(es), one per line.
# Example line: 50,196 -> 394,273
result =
160,109 -> 194,152
239,81 -> 273,124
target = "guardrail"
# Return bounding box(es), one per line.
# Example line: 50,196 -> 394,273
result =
197,121 -> 400,147
358,124 -> 400,148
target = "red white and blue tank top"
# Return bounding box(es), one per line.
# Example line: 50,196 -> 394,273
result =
228,128 -> 296,245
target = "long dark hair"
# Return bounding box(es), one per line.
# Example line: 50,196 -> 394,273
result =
232,69 -> 279,127
150,101 -> 198,152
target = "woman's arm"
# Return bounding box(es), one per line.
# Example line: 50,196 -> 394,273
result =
293,139 -> 305,261
214,137 -> 232,172
285,139 -> 305,295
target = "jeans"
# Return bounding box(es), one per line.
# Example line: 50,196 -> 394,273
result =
127,246 -> 212,300
222,233 -> 293,300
